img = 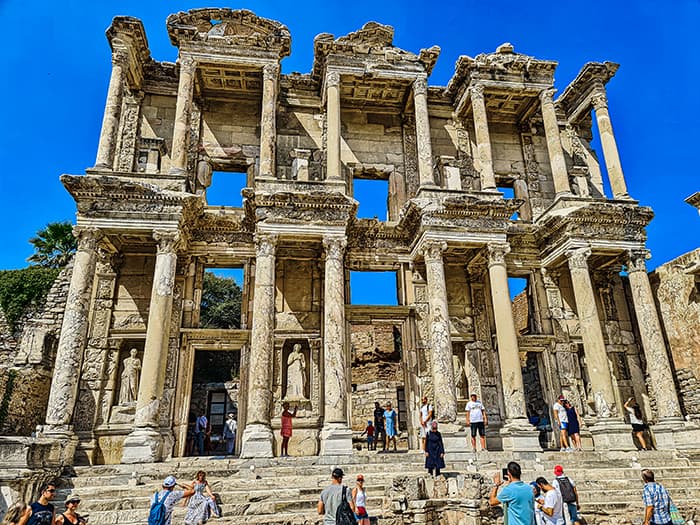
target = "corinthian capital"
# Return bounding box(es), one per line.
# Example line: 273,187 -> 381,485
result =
73,226 -> 103,252
323,236 -> 347,260
262,63 -> 280,81
153,230 -> 181,254
254,233 -> 278,257
539,88 -> 557,104
326,70 -> 341,88
421,240 -> 447,262
565,247 -> 592,269
486,243 -> 510,267
413,76 -> 428,97
625,248 -> 650,274
469,84 -> 485,103
591,91 -> 608,111
179,56 -> 197,74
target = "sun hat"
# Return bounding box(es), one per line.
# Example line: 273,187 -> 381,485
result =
163,475 -> 177,488
65,495 -> 81,504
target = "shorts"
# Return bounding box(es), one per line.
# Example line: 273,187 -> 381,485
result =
355,506 -> 368,518
566,502 -> 578,521
559,421 -> 569,431
419,425 -> 428,438
470,422 -> 485,437
632,423 -> 647,432
367,436 -> 374,444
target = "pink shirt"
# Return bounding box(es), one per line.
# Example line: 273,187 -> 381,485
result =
281,412 -> 293,437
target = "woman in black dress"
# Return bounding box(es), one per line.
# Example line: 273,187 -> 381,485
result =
424,421 -> 446,478
564,400 -> 582,451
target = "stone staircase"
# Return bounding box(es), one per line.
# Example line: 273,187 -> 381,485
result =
49,450 -> 699,525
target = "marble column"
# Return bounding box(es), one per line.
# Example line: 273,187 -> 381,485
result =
259,63 -> 279,178
421,240 -> 457,422
325,71 -> 343,182
94,49 -> 127,169
540,89 -> 571,196
320,236 -> 353,455
413,76 -> 436,188
44,227 -> 102,437
591,91 -> 629,199
169,57 -> 197,176
470,85 -> 496,191
240,233 -> 278,458
122,230 -> 180,463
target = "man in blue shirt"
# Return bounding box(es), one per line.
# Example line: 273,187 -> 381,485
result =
642,469 -> 672,525
489,461 -> 535,525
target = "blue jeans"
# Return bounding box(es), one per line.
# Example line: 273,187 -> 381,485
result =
196,431 -> 205,455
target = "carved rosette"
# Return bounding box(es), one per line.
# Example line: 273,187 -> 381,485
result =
486,243 -> 510,268
565,247 -> 592,270
625,249 -> 650,274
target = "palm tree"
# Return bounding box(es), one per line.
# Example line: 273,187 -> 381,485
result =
27,221 -> 77,268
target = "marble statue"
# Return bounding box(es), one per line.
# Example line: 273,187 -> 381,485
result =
452,354 -> 466,396
594,391 -> 612,418
286,343 -> 307,399
119,348 -> 141,405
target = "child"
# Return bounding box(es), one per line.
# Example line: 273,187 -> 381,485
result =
361,420 -> 375,450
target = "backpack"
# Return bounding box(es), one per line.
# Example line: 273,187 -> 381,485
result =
336,486 -> 356,525
148,491 -> 167,525
557,476 -> 577,503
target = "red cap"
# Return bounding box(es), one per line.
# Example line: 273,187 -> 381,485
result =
553,465 -> 564,476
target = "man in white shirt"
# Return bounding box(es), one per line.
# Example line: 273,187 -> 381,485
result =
465,393 -> 488,452
223,412 -> 237,455
419,396 -> 434,451
551,465 -> 581,525
552,395 -> 570,451
536,477 -> 565,525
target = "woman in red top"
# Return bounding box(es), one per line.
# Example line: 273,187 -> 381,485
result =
280,402 -> 297,457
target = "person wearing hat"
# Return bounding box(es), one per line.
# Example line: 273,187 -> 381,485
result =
551,465 -> 581,525
317,468 -> 355,524
352,475 -> 370,525
149,476 -> 195,525
55,495 -> 86,525
552,395 -> 571,452
222,412 -> 237,455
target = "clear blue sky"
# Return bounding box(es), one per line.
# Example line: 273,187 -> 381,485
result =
1,0 -> 698,281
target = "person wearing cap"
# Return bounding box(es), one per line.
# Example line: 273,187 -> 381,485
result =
551,465 -> 581,525
552,395 -> 571,452
222,412 -> 237,455
55,495 -> 86,525
318,468 -> 355,524
352,475 -> 369,525
383,402 -> 399,452
149,476 -> 195,525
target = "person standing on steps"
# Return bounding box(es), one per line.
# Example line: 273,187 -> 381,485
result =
424,421 -> 446,478
373,402 -> 385,452
148,476 -> 195,525
552,395 -> 570,451
563,401 -> 582,451
223,412 -> 237,456
55,495 -> 87,525
551,465 -> 581,525
26,482 -> 56,525
625,397 -> 649,450
195,411 -> 208,456
318,468 -> 355,525
419,396 -> 434,451
489,461 -> 534,525
383,402 -> 399,452
465,393 -> 488,452
352,475 -> 370,525
641,469 -> 673,525
280,402 -> 298,457
536,477 -> 565,525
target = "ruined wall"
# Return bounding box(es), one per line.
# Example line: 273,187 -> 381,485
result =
350,322 -> 401,385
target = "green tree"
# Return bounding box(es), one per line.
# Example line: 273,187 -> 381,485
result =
27,221 -> 77,269
199,271 -> 242,329
0,267 -> 60,331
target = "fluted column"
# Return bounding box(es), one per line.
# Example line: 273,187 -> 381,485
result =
122,230 -> 180,463
240,233 -> 278,458
540,89 -> 571,196
325,71 -> 342,181
169,57 -> 197,175
422,240 -> 457,422
259,63 -> 279,178
471,85 -> 496,191
591,91 -> 629,199
414,76 -> 436,188
94,49 -> 127,169
320,236 -> 352,455
625,250 -> 682,421
44,227 -> 102,436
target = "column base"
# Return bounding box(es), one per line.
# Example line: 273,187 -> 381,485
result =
121,428 -> 163,464
239,424 -> 274,459
589,418 -> 636,451
35,425 -> 79,466
653,418 -> 700,450
500,419 -> 542,452
319,423 -> 353,456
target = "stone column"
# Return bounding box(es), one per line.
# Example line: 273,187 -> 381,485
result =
320,236 -> 353,455
122,230 -> 180,463
421,240 -> 457,422
169,57 -> 197,176
94,49 -> 127,169
470,85 -> 496,191
591,91 -> 629,199
413,76 -> 436,188
540,89 -> 571,196
44,227 -> 102,437
240,233 -> 278,458
259,63 -> 279,178
325,71 -> 343,182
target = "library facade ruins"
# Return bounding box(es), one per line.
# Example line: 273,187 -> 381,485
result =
4,8 -> 700,466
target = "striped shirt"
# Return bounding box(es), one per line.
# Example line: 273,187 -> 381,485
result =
642,482 -> 671,525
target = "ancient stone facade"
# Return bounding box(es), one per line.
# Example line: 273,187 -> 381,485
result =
23,9 -> 699,464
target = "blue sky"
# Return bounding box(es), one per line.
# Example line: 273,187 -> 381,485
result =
1,0 -> 698,287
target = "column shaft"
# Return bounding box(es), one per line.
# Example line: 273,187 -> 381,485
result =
592,92 -> 629,198
259,64 -> 279,178
170,57 -> 196,175
95,51 -> 127,169
471,85 -> 496,191
414,77 -> 435,188
540,89 -> 571,195
326,71 -> 342,181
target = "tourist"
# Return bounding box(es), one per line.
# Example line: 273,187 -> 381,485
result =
552,465 -> 581,525
352,474 -> 370,525
424,421 -> 446,478
625,397 -> 649,450
641,469 -> 673,525
360,420 -> 375,451
373,402 -> 385,452
280,402 -> 298,457
26,481 -> 57,525
552,395 -> 570,451
530,482 -> 546,525
223,412 -> 237,455
489,461 -> 534,525
465,393 -> 488,452
195,411 -> 208,456
536,477 -> 565,525
186,413 -> 196,456
419,396 -> 434,451
1,502 -> 30,525
317,468 -> 355,524
149,476 -> 195,525
564,401 -> 582,451
184,471 -> 218,525
55,495 -> 87,525
383,402 -> 398,452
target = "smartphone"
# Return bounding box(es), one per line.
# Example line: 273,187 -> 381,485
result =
501,468 -> 509,481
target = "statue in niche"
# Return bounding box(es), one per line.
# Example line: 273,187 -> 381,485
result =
119,349 -> 141,405
286,343 -> 307,399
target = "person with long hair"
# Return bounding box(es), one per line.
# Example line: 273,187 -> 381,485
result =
624,397 -> 648,450
184,471 -> 218,525
352,475 -> 370,525
55,496 -> 87,525
563,400 -> 582,451
1,502 -> 31,525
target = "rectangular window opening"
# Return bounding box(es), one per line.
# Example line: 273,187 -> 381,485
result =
206,171 -> 247,207
354,178 -> 389,220
498,185 -> 520,220
350,271 -> 398,305
200,267 -> 244,329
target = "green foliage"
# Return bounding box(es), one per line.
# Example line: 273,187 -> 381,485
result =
27,221 -> 77,269
0,369 -> 17,429
200,271 -> 242,329
0,267 -> 60,331
192,350 -> 240,384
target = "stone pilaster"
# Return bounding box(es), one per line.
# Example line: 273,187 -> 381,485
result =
470,85 -> 496,191
169,57 -> 197,176
94,49 -> 127,169
539,89 -> 571,196
413,76 -> 435,188
240,233 -> 278,458
325,71 -> 342,181
259,63 -> 279,178
122,230 -> 180,463
421,240 -> 457,423
320,236 -> 353,455
591,90 -> 629,199
115,90 -> 145,173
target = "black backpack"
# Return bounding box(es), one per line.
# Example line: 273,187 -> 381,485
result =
557,476 -> 577,503
336,486 -> 356,525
